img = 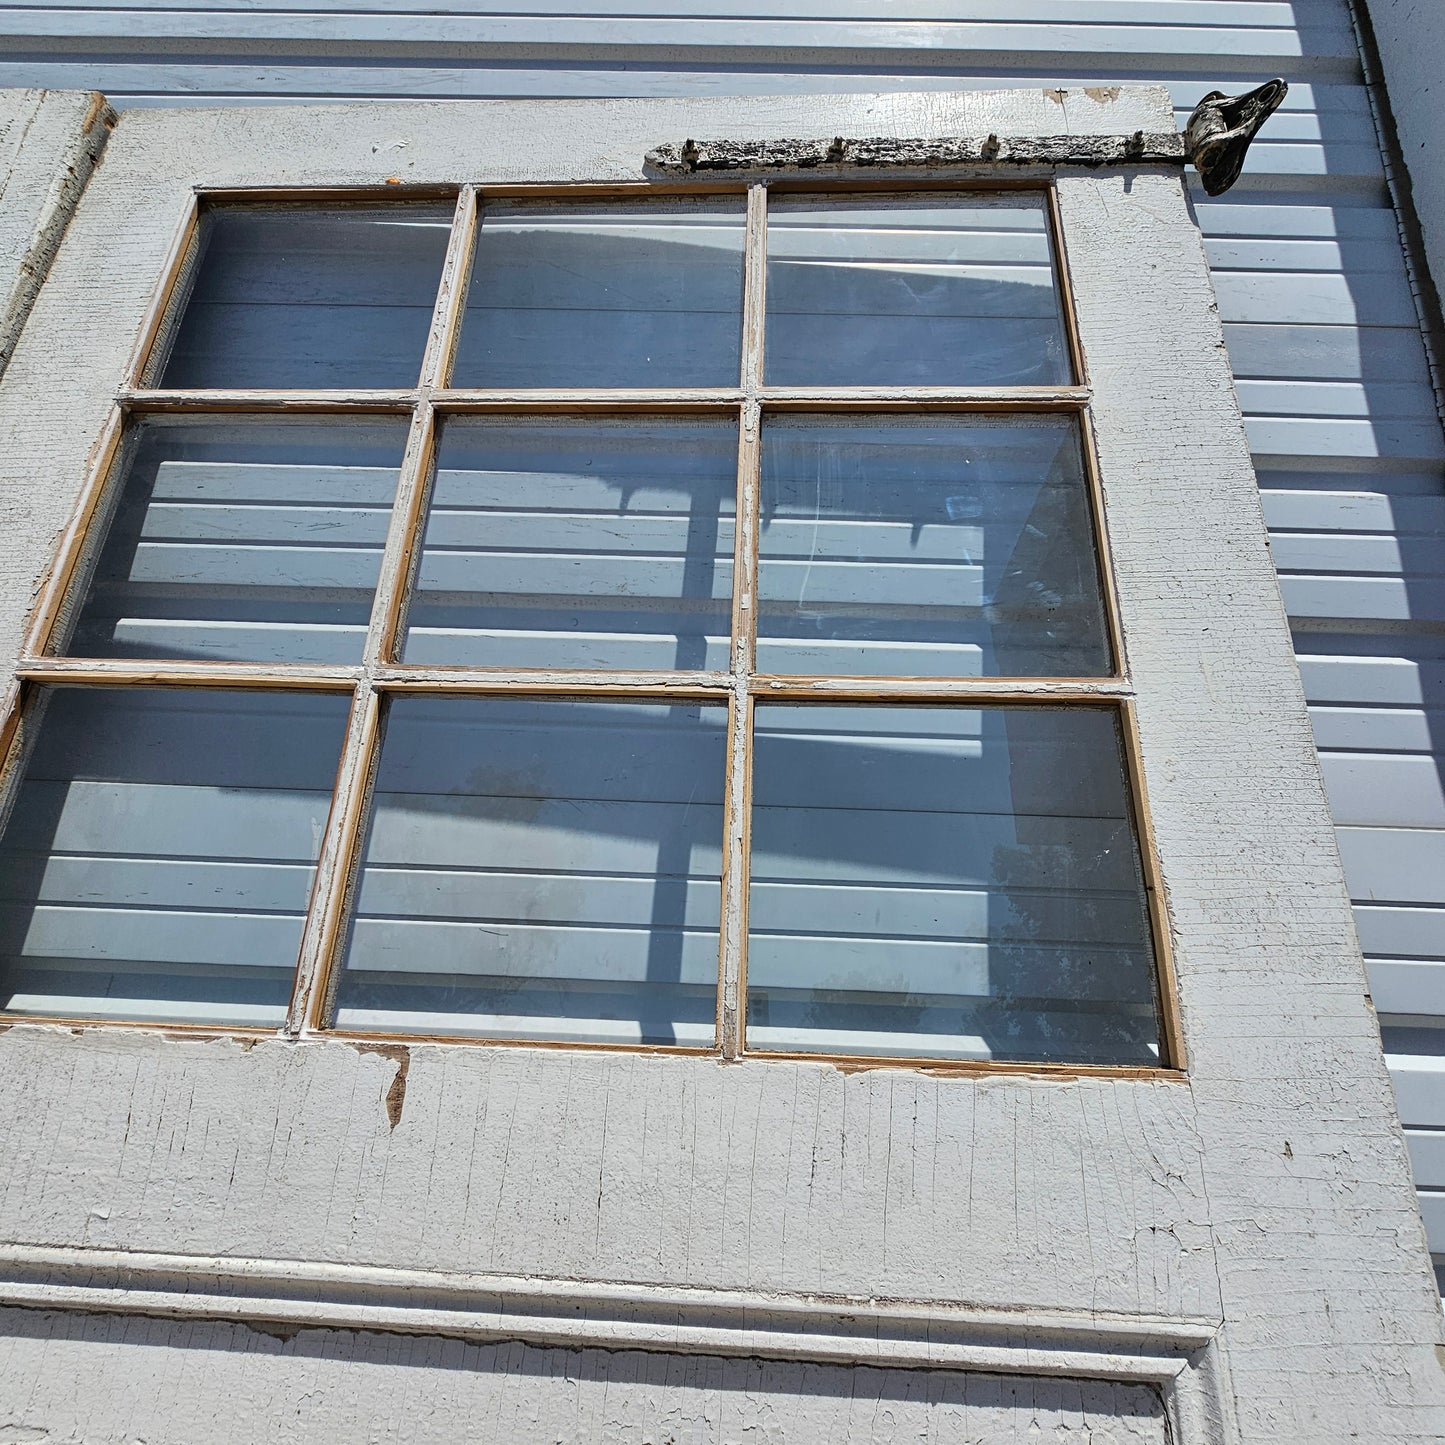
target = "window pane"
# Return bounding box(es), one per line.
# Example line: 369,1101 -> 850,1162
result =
757,416 -> 1110,677
0,687 -> 350,1026
403,418 -> 736,670
451,200 -> 745,388
745,705 -> 1159,1064
765,195 -> 1071,387
65,418 -> 408,665
158,206 -> 452,389
333,698 -> 725,1044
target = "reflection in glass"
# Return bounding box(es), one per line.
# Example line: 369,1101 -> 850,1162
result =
64,418 -> 408,665
404,419 -> 736,670
0,687 -> 350,1025
451,200 -> 745,388
745,705 -> 1159,1063
757,417 -> 1110,677
333,698 -> 726,1044
765,195 -> 1071,387
158,205 -> 452,389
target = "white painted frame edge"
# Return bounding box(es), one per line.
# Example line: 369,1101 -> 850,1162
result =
0,1242 -> 1227,1441
0,89 -> 113,379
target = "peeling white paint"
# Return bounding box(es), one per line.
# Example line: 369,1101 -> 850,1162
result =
0,89 -> 112,381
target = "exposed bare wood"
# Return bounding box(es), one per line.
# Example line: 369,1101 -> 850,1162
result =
283,402 -> 449,1031
473,181 -> 749,199
730,422 -> 760,671
718,182 -> 767,1054
118,388 -> 419,412
0,680 -> 44,847
324,1029 -> 710,1056
741,1050 -> 1184,1081
747,676 -> 1135,702
1078,407 -> 1129,680
1046,183 -> 1088,389
1118,697 -> 1186,1072
436,389 -> 745,410
20,402 -> 126,659
373,666 -> 732,695
467,179 -> 755,203
125,193 -> 198,390
190,179 -> 1078,203
477,181 -> 749,200
289,685 -> 380,1036
194,185 -> 464,204
423,185 -> 480,389
719,689 -> 753,1061
741,183 -> 767,396
757,387 -> 1090,409
11,664 -> 1140,704
116,387 -> 1091,412
16,658 -> 361,690
0,1016 -> 277,1039
371,402 -> 438,664
0,679 -> 24,800
435,387 -> 1093,414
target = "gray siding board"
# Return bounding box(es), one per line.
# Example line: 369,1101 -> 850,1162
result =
1247,417 -> 1442,460
1284,580 -> 1445,623
1224,323 -> 1432,385
0,72 -> 1371,109
2,1 -> 1330,19
0,16 -> 1359,60
1363,0 -> 1445,321
1359,908 -> 1445,957
1340,827 -> 1445,905
1405,1127 -> 1445,1188
1378,962 -> 1445,1014
1262,489 -> 1445,527
1,0 -> 1444,1259
1418,1189 -> 1445,1247
1387,1060 -> 1445,1125
1216,270 -> 1416,327
1310,706 -> 1445,751
1322,754 -> 1445,827
1273,532 -> 1439,574
1298,652 -> 1445,705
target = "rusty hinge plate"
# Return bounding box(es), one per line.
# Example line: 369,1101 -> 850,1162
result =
645,133 -> 1187,175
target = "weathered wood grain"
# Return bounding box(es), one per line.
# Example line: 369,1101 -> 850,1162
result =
0,87 -> 111,378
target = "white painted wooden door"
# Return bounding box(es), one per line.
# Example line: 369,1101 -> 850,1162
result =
0,87 -> 1439,1444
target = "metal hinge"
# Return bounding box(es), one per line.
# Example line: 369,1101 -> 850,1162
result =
647,79 -> 1288,196
1183,78 -> 1289,196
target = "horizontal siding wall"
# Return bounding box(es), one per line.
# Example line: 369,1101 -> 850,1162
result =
2,0 -> 1444,1265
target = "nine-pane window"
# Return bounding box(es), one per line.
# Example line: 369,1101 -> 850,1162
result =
0,186 -> 1172,1069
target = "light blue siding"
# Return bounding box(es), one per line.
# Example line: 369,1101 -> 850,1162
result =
2,0 -> 1443,1255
